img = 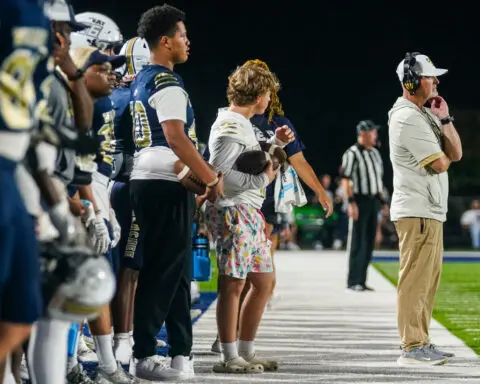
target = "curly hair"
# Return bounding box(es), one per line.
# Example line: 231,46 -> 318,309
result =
137,4 -> 185,49
242,59 -> 285,122
227,65 -> 280,108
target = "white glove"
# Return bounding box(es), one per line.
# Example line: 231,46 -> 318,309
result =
86,213 -> 111,255
109,208 -> 121,248
81,200 -> 96,228
48,200 -> 77,244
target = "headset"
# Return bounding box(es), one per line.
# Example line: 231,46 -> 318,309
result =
402,52 -> 421,95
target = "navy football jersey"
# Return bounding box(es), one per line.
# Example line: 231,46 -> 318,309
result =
92,97 -> 115,177
110,85 -> 134,179
130,65 -> 197,152
251,113 -> 306,203
0,0 -> 52,160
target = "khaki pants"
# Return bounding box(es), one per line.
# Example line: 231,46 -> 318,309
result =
394,218 -> 443,351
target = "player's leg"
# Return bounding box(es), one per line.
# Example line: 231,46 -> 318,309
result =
0,174 -> 42,363
131,179 -> 194,381
88,173 -> 136,382
237,208 -> 277,371
208,205 -> 264,374
110,180 -> 141,364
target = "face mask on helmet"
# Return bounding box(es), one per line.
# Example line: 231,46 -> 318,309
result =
70,12 -> 123,51
40,240 -> 116,322
115,37 -> 151,83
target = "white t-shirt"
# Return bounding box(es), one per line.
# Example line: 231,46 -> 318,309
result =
388,97 -> 449,222
460,209 -> 480,228
208,109 -> 269,209
130,86 -> 187,182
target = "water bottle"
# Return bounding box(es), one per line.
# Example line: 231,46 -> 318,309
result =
192,231 -> 211,282
67,322 -> 80,357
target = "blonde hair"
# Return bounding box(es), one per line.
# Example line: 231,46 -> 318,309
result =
227,65 -> 279,108
242,59 -> 285,122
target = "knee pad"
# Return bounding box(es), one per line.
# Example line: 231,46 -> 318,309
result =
40,241 -> 116,322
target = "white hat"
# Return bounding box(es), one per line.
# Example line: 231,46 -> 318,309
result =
396,54 -> 448,81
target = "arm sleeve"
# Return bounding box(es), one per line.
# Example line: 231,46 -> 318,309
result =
398,115 -> 444,168
209,136 -> 269,190
340,150 -> 355,178
274,116 -> 306,157
148,86 -> 188,124
48,78 -> 69,132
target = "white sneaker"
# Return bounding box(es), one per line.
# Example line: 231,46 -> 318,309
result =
114,335 -> 132,365
82,334 -> 96,350
332,239 -> 343,250
170,355 -> 195,380
286,241 -> 300,250
133,355 -> 171,381
96,362 -> 141,383
20,354 -> 30,381
78,335 -> 98,363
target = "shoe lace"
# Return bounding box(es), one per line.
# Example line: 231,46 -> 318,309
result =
151,355 -> 170,369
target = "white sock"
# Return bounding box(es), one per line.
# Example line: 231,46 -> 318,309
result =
129,330 -> 134,346
28,318 -> 71,384
113,333 -> 132,364
93,334 -> 117,374
3,353 -> 16,384
237,340 -> 255,358
221,342 -> 239,361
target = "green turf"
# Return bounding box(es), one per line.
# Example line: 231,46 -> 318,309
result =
198,251 -> 218,293
374,262 -> 480,355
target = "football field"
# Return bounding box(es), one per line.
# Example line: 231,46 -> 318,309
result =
188,251 -> 479,383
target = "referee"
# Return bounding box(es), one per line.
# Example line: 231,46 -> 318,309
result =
340,120 -> 385,292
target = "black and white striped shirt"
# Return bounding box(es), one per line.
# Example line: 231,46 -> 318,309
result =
341,143 -> 384,196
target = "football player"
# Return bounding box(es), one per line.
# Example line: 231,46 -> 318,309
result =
67,46 -> 140,383
128,4 -> 223,381
109,37 -> 150,365
0,0 -> 52,372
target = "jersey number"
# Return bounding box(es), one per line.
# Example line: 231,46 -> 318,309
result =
0,49 -> 40,130
98,112 -> 115,165
130,100 -> 152,149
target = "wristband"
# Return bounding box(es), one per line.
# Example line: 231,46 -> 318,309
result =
68,68 -> 84,81
206,176 -> 219,188
440,116 -> 454,125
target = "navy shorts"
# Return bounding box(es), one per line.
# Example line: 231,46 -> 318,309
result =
110,181 -> 143,270
261,199 -> 281,235
0,157 -> 42,324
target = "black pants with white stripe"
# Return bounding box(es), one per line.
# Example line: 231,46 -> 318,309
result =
347,195 -> 380,287
130,179 -> 193,359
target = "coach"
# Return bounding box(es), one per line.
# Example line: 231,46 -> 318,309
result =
388,52 -> 462,365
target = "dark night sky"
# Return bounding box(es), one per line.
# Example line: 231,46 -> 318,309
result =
72,1 -> 480,194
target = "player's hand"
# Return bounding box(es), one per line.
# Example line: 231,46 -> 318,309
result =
87,214 -> 111,255
109,208 -> 121,248
275,125 -> 295,144
49,200 -> 77,244
429,96 -> 450,120
200,173 -> 224,204
347,202 -> 359,221
54,32 -> 78,80
68,196 -> 86,217
317,190 -> 334,218
264,160 -> 279,183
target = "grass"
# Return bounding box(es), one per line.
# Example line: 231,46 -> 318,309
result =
374,262 -> 480,355
198,251 -> 218,293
